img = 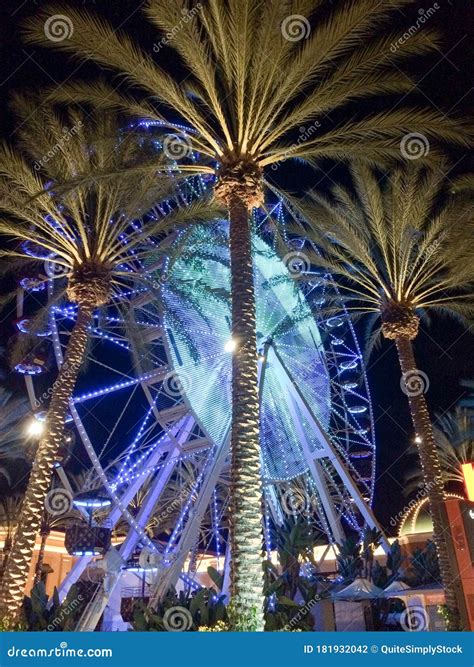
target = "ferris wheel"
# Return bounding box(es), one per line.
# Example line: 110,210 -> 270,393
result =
15,192 -> 387,631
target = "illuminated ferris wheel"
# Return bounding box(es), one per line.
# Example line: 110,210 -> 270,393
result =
15,186 -> 386,630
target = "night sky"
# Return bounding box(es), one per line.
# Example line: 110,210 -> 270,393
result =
0,0 -> 473,532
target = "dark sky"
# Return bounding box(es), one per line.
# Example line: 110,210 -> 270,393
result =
0,0 -> 473,532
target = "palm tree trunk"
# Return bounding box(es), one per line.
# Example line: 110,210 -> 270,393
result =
0,535 -> 12,584
396,336 -> 460,630
227,195 -> 264,631
33,528 -> 50,587
0,303 -> 94,626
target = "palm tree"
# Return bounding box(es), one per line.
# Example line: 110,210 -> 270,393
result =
32,506 -> 77,588
405,407 -> 474,493
32,473 -> 82,588
0,388 -> 30,483
0,100 -> 218,626
24,0 -> 469,630
297,162 -> 474,629
0,494 -> 24,584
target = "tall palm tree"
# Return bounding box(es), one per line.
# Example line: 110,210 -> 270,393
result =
32,506 -> 77,588
297,162 -> 474,629
24,0 -> 469,630
0,100 -> 218,626
0,494 -> 24,584
0,388 -> 30,483
32,471 -> 85,588
405,407 -> 474,493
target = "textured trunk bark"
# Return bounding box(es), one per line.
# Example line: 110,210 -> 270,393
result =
33,528 -> 50,587
227,195 -> 264,631
0,303 -> 94,626
396,336 -> 460,630
0,536 -> 12,584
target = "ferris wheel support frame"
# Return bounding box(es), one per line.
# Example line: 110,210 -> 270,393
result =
271,345 -> 389,552
73,418 -> 198,631
55,415 -> 194,603
147,427 -> 231,608
283,387 -> 345,544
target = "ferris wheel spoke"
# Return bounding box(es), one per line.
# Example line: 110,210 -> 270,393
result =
269,344 -> 388,549
148,429 -> 231,606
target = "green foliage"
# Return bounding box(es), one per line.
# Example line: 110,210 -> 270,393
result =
130,587 -> 227,632
408,540 -> 440,585
371,562 -> 388,589
21,582 -> 85,631
386,540 -> 404,581
438,604 -> 462,631
404,406 -> 474,492
207,566 -> 224,592
361,526 -> 382,579
335,537 -> 363,583
227,600 -> 261,632
299,162 -> 474,341
24,1 -> 468,170
262,558 -> 325,632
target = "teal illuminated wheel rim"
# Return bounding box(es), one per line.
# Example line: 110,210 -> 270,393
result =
163,222 -> 332,483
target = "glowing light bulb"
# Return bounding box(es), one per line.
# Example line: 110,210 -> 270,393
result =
224,338 -> 237,353
26,417 -> 45,437
414,435 -> 422,444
